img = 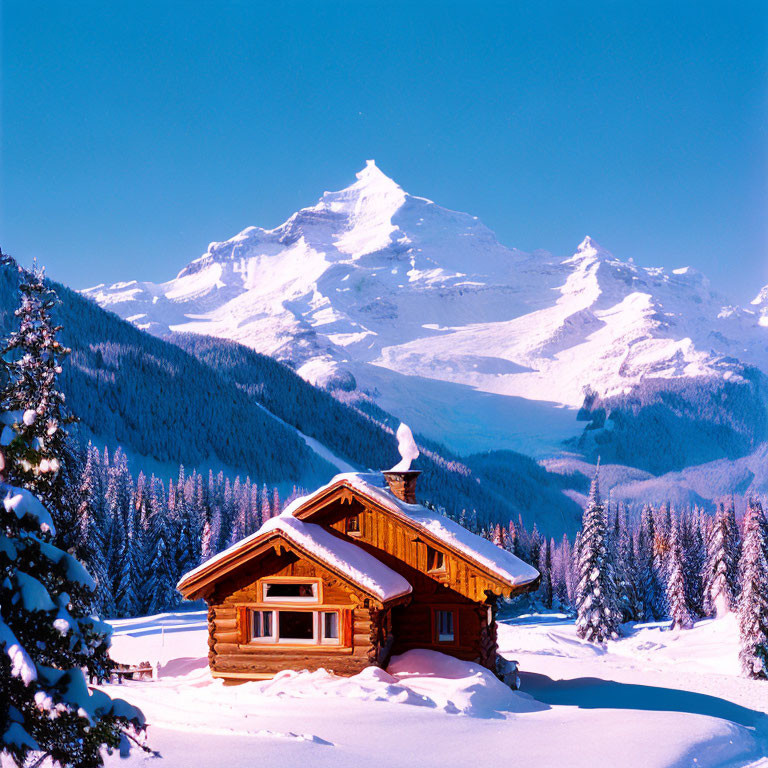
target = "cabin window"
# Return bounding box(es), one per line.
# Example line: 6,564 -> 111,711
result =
345,514 -> 361,535
434,609 -> 456,643
278,611 -> 315,642
262,581 -> 318,603
322,611 -> 339,643
427,546 -> 446,573
248,609 -> 342,646
251,610 -> 275,642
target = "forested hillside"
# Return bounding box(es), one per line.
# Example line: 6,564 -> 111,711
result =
171,334 -> 584,534
0,262 -> 334,486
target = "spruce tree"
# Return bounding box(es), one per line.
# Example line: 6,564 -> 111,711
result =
638,505 -> 665,620
0,263 -> 77,551
705,504 -> 738,617
738,500 -> 768,679
0,391 -> 146,764
575,465 -> 621,643
616,505 -> 641,622
666,515 -> 694,630
537,538 -> 553,609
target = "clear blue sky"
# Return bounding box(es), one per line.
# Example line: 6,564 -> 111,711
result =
2,1 -> 766,301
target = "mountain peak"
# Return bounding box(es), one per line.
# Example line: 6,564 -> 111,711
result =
577,235 -> 604,254
349,159 -> 403,194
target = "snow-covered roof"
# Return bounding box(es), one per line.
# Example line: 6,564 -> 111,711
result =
318,473 -> 540,588
179,470 -> 538,601
178,512 -> 412,603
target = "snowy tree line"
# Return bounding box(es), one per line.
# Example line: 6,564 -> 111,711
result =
70,444 -> 303,619
470,468 -> 768,679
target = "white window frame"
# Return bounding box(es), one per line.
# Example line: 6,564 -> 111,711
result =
249,609 -> 342,646
275,610 -> 317,645
320,611 -> 340,645
262,581 -> 319,604
251,609 -> 276,643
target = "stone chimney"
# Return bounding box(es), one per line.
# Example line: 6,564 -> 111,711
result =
382,470 -> 421,504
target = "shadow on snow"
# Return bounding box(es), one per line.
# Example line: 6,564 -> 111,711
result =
520,671 -> 768,733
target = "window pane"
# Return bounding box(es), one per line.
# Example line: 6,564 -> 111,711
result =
428,547 -> 445,571
437,610 -> 454,642
278,611 -> 314,641
253,610 -> 273,638
265,583 -> 316,599
324,612 -> 339,640
346,515 -> 360,533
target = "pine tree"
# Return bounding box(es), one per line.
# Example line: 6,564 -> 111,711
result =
0,263 -> 77,550
0,355 -> 146,764
616,505 -> 641,621
638,505 -> 665,620
575,465 -> 621,643
666,514 -> 694,630
683,507 -> 707,618
145,477 -> 177,613
738,500 -> 768,679
705,504 -> 739,617
104,450 -> 135,618
538,538 -> 553,609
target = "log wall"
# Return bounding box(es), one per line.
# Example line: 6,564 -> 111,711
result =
206,546 -> 382,678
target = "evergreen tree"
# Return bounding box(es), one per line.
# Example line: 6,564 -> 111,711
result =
575,465 -> 621,643
0,366 -> 146,764
145,477 -> 177,613
738,500 -> 768,679
638,505 -> 665,620
538,538 -> 553,609
666,515 -> 694,630
683,507 -> 707,618
616,505 -> 641,621
704,504 -> 739,617
0,263 -> 77,550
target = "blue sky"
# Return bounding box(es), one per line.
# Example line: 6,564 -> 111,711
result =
2,1 -> 766,300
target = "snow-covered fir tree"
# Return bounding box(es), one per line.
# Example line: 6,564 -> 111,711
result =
537,538 -> 553,609
704,504 -> 739,617
575,465 -> 621,643
0,390 -> 146,765
615,505 -> 641,622
738,499 -> 768,679
666,514 -> 694,630
0,263 -> 78,551
638,505 -> 665,621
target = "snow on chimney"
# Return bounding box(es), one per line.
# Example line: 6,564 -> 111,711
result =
382,469 -> 421,504
384,423 -> 420,502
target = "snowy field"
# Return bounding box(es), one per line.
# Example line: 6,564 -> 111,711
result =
100,610 -> 768,768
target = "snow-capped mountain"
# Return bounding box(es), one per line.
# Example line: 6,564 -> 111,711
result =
83,161 -> 768,463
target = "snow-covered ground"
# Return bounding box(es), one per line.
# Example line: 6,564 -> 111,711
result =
102,609 -> 768,768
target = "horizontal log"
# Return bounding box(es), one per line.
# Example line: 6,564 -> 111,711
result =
213,618 -> 237,630
213,631 -> 241,644
213,657 -> 368,674
212,647 -> 354,660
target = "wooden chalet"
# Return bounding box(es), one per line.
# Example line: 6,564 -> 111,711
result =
177,470 -> 540,681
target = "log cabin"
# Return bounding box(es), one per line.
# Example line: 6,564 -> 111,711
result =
177,469 -> 540,681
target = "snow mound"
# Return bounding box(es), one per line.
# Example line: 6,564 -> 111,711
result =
387,649 -> 545,717
224,650 -> 545,718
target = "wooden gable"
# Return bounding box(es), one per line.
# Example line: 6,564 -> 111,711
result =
292,481 -> 538,602
178,526 -> 403,607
